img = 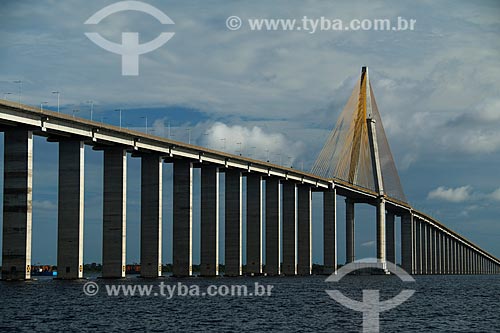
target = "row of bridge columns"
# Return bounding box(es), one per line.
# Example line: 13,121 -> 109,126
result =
409,218 -> 499,275
1,129 -> 337,279
2,129 -> 500,279
343,200 -> 500,275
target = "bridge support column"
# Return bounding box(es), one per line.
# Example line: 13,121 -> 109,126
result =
102,147 -> 127,278
345,198 -> 355,264
246,174 -> 262,275
376,198 -> 386,266
173,159 -> 193,277
426,226 -> 433,274
442,234 -> 450,274
415,219 -> 422,274
323,188 -> 337,275
1,129 -> 33,280
401,213 -> 414,274
265,177 -> 281,276
225,169 -> 242,276
435,231 -> 441,274
458,245 -> 463,274
140,154 -> 162,278
282,181 -> 296,275
297,185 -> 312,275
385,211 -> 395,264
200,165 -> 219,277
57,140 -> 84,279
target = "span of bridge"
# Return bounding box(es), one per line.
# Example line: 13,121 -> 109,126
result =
1,68 -> 499,279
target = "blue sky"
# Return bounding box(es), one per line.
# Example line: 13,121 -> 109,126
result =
1,0 -> 500,265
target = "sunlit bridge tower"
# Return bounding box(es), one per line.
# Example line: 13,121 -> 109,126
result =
313,66 -> 407,272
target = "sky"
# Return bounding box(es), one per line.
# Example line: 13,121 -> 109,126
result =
0,0 -> 500,266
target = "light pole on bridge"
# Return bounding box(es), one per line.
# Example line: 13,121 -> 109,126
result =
115,109 -> 122,129
141,116 -> 148,134
40,101 -> 48,112
3,92 -> 12,100
52,91 -> 60,113
13,80 -> 22,107
87,100 -> 94,121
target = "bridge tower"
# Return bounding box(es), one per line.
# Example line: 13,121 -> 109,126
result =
313,67 -> 406,271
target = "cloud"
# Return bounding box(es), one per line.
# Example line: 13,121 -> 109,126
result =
427,186 -> 471,203
489,188 -> 500,202
361,241 -> 375,247
203,122 -> 304,165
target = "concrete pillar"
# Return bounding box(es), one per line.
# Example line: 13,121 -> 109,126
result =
282,181 -> 296,275
2,129 -> 33,280
102,147 -> 127,278
200,165 -> 219,277
435,231 -> 440,274
376,198 -> 386,266
57,140 -> 84,279
265,177 -> 281,276
385,211 -> 395,264
297,185 -> 312,275
442,234 -> 450,274
323,188 -> 337,275
458,245 -> 463,274
427,226 -> 433,274
345,198 -> 355,264
448,237 -> 452,274
225,169 -> 242,277
401,213 -> 414,274
422,224 -> 428,274
415,219 -> 422,274
448,239 -> 453,274
246,173 -> 262,275
423,222 -> 431,274
172,159 -> 193,277
140,154 -> 162,278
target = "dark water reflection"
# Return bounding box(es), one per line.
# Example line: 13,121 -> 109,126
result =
1,275 -> 499,332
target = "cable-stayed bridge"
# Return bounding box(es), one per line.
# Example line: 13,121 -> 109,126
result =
1,67 -> 499,280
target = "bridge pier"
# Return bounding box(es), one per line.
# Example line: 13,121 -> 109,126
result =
102,147 -> 127,278
173,159 -> 193,277
434,230 -> 440,274
415,219 -> 422,274
401,214 -> 414,274
323,188 -> 337,275
297,185 -> 312,275
265,177 -> 281,276
385,211 -> 395,264
225,169 -> 242,277
57,140 -> 84,279
376,198 -> 386,268
345,198 -> 355,264
140,154 -> 162,278
200,165 -> 219,277
1,129 -> 33,280
246,174 -> 263,275
282,181 -> 296,275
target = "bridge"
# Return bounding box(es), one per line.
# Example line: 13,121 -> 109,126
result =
1,67 -> 499,280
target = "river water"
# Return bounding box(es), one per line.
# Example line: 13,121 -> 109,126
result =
1,274 -> 499,332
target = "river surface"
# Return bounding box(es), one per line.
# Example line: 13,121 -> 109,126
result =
1,274 -> 499,332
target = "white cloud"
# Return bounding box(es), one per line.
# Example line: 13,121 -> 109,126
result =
489,188 -> 500,202
427,186 -> 472,203
361,241 -> 375,247
204,122 -> 304,166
